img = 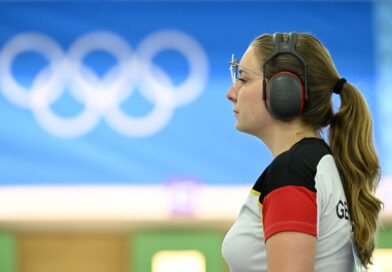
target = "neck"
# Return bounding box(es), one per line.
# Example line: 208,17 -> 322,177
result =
258,123 -> 320,158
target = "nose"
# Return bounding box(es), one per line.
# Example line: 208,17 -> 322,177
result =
226,84 -> 237,102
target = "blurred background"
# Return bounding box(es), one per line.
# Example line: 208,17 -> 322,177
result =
0,0 -> 391,271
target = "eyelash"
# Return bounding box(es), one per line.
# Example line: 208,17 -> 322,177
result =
237,78 -> 247,83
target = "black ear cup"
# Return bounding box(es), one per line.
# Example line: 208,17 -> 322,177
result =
265,71 -> 304,120
262,32 -> 308,121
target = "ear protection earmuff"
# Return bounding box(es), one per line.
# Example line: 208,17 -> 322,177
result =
262,32 -> 308,120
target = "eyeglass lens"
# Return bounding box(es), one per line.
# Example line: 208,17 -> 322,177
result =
230,54 -> 239,84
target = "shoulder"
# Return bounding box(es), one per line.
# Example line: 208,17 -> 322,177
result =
260,138 -> 331,201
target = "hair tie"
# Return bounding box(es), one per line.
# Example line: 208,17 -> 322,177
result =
333,78 -> 347,95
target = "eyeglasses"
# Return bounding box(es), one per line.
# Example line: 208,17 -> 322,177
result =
229,53 -> 263,84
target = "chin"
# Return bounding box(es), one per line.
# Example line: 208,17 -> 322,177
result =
236,123 -> 249,134
236,123 -> 260,137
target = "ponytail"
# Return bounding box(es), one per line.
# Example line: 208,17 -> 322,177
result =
329,82 -> 383,267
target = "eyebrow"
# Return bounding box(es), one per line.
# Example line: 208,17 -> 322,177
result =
239,68 -> 249,75
238,64 -> 263,77
239,68 -> 253,76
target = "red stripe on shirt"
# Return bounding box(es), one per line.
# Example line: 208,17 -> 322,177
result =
262,185 -> 317,240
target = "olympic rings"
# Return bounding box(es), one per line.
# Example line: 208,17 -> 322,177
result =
0,30 -> 209,138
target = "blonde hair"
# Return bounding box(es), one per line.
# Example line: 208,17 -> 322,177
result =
252,33 -> 383,267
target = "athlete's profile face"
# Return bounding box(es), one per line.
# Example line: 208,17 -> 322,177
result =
226,47 -> 273,136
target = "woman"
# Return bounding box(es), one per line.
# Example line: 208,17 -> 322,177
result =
221,32 -> 382,272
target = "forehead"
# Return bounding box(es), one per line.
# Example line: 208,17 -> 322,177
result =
239,47 -> 261,72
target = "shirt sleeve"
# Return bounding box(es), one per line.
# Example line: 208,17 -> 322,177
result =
262,185 -> 317,240
258,144 -> 320,241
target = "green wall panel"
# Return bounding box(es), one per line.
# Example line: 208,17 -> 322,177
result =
377,227 -> 392,248
0,232 -> 17,272
131,230 -> 224,272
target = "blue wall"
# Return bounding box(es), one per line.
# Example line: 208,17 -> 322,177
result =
0,1 -> 381,185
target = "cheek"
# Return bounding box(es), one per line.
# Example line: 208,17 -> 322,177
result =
238,86 -> 269,126
247,86 -> 266,115
249,87 -> 273,125
239,84 -> 262,103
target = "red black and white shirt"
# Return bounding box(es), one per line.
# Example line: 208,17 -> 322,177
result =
222,138 -> 355,271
